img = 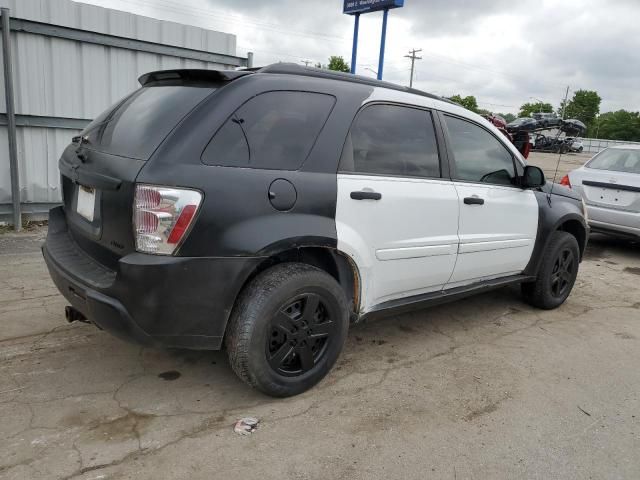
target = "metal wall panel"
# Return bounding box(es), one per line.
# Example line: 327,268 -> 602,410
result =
0,0 -> 243,212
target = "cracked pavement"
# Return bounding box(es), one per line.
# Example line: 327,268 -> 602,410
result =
1,190 -> 640,478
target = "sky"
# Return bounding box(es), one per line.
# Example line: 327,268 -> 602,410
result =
78,0 -> 639,116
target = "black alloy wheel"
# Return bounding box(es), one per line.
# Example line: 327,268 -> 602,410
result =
550,248 -> 575,298
226,263 -> 349,397
266,293 -> 336,376
521,231 -> 580,310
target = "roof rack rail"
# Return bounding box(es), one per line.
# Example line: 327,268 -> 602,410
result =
258,63 -> 454,104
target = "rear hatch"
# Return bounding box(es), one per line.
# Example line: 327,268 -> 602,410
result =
59,77 -> 219,266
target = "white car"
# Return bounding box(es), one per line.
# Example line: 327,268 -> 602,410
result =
568,138 -> 584,153
564,146 -> 640,238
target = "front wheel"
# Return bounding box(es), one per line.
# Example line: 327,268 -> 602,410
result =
225,263 -> 349,397
522,231 -> 580,309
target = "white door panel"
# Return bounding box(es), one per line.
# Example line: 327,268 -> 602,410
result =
336,174 -> 459,312
449,183 -> 538,285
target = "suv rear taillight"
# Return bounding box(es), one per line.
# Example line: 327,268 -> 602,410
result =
134,184 -> 202,255
559,175 -> 572,188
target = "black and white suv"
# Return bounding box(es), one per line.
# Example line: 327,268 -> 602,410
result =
43,65 -> 588,397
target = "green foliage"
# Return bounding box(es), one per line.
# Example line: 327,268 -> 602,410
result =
495,112 -> 516,122
315,56 -> 350,73
328,56 -> 350,72
560,90 -> 601,125
518,102 -> 554,118
448,94 -> 479,113
589,110 -> 640,141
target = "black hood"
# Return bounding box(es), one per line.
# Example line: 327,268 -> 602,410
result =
540,182 -> 581,201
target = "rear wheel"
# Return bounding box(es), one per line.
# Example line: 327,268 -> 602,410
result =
522,231 -> 580,309
225,263 -> 349,397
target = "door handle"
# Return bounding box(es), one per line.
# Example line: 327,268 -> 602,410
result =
351,191 -> 382,200
463,196 -> 484,205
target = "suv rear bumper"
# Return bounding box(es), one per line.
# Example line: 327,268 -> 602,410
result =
43,207 -> 264,350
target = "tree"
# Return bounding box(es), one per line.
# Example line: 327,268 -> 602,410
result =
315,56 -> 351,73
448,94 -> 479,113
589,110 -> 640,141
328,56 -> 350,72
495,112 -> 516,123
518,102 -> 553,118
560,89 -> 601,125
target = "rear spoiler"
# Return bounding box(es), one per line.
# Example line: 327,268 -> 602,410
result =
138,69 -> 254,87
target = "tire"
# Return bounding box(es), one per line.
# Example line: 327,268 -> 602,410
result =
578,147 -> 583,153
521,231 -> 580,309
225,263 -> 349,397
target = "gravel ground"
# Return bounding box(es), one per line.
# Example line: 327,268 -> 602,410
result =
1,152 -> 639,480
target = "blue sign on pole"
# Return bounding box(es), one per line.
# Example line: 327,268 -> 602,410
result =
343,0 -> 404,15
343,0 -> 404,80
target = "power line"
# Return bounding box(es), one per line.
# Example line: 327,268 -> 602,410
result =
404,48 -> 422,88
114,0 -> 349,44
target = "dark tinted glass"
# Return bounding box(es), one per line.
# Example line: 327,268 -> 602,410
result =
202,91 -> 335,170
82,86 -> 214,160
340,104 -> 440,178
445,115 -> 516,186
587,148 -> 640,174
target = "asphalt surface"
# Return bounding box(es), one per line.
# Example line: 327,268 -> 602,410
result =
1,152 -> 639,480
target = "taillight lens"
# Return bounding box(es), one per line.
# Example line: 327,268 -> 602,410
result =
560,175 -> 571,188
134,184 -> 202,255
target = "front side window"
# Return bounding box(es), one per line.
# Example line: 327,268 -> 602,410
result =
202,91 -> 335,170
445,115 -> 516,186
340,104 -> 441,178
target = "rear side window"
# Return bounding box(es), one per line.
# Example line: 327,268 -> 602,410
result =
202,91 -> 335,170
444,115 -> 516,186
339,104 -> 441,178
587,149 -> 640,174
82,86 -> 214,160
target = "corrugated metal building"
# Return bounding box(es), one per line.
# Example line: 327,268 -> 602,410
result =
0,0 -> 249,225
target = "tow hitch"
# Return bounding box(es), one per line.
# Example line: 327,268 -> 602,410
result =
65,306 -> 89,324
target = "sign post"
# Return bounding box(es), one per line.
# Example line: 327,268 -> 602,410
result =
350,13 -> 360,75
343,0 -> 404,79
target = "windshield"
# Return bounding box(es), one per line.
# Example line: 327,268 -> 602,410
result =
81,85 -> 215,160
587,148 -> 640,174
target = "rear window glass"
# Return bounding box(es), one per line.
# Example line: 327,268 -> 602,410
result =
587,149 -> 640,174
82,86 -> 214,160
202,91 -> 335,170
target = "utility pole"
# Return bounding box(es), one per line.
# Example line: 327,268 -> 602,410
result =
301,60 -> 312,67
561,85 -> 570,119
404,48 -> 422,88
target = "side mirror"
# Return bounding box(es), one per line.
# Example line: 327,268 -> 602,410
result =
521,165 -> 546,188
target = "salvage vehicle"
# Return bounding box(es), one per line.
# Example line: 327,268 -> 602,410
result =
507,117 -> 539,132
572,139 -> 584,153
43,64 -> 588,397
532,112 -> 562,128
562,145 -> 640,238
567,138 -> 584,153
